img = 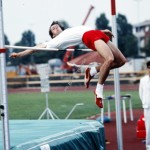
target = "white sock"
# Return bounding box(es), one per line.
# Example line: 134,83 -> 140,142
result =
95,83 -> 104,98
90,67 -> 97,76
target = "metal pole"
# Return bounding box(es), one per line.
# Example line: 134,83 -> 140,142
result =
0,0 -> 10,150
65,103 -> 84,119
45,93 -> 50,119
82,5 -> 94,25
111,0 -> 123,150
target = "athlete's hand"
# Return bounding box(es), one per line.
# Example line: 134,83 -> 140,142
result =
9,53 -> 19,58
103,29 -> 114,38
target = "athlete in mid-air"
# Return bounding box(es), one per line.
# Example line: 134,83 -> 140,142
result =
10,21 -> 126,108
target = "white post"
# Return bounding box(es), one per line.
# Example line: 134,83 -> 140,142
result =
107,100 -> 111,119
111,0 -> 123,149
122,99 -> 127,123
0,0 -> 10,150
37,64 -> 59,120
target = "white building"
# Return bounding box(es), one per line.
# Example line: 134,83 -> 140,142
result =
134,20 -> 150,49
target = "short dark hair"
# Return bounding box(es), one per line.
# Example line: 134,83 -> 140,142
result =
49,21 -> 64,38
147,61 -> 150,68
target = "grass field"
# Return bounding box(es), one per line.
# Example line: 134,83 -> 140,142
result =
7,90 -> 142,120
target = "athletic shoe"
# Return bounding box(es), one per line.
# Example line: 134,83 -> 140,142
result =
94,91 -> 103,108
84,67 -> 94,88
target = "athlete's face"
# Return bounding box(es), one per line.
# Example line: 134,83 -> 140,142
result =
50,24 -> 63,38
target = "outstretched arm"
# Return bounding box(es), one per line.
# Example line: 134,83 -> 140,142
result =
9,43 -> 46,58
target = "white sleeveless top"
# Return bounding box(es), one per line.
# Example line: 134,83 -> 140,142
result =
43,25 -> 93,49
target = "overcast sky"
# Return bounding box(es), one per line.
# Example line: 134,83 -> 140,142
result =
2,0 -> 150,45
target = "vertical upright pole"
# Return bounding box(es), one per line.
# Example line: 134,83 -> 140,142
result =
0,0 -> 10,150
111,0 -> 123,150
45,93 -> 49,119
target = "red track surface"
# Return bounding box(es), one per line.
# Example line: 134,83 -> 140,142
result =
8,83 -> 139,93
89,109 -> 145,150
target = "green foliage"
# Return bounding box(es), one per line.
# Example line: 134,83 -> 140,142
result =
117,14 -> 138,57
59,20 -> 70,29
95,13 -> 111,30
10,30 -> 36,65
8,90 -> 142,119
95,13 -> 138,57
4,35 -> 10,64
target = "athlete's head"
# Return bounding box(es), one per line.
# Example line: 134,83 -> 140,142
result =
49,21 -> 64,38
147,61 -> 150,69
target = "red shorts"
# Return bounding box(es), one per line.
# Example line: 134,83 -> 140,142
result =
82,30 -> 110,51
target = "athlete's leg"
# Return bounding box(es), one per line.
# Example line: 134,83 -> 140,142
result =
92,40 -> 116,108
94,41 -> 126,73
106,41 -> 126,68
94,40 -> 115,85
85,41 -> 126,89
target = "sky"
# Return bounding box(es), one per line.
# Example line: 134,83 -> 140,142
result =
2,0 -> 150,45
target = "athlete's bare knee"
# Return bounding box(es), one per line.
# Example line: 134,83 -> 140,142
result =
108,56 -> 114,63
119,58 -> 126,67
104,57 -> 114,67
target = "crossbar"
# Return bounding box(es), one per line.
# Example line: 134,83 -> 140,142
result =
5,45 -> 92,51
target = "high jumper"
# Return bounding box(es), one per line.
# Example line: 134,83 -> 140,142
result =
10,21 -> 126,108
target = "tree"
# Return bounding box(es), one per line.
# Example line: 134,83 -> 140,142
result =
95,13 -> 111,30
11,30 -> 36,65
117,14 -> 138,57
59,20 -> 70,29
95,13 -> 138,57
4,35 -> 10,64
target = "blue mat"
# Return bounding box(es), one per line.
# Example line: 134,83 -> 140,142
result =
0,120 -> 105,150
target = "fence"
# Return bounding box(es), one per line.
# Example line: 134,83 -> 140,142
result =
6,70 -> 146,88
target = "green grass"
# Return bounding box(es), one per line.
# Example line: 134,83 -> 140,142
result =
8,90 -> 142,120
